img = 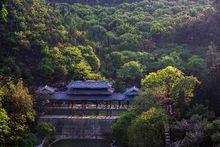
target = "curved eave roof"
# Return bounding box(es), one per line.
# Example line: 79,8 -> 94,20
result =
124,86 -> 139,96
35,85 -> 56,94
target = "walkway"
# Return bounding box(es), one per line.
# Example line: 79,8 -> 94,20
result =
40,115 -> 120,120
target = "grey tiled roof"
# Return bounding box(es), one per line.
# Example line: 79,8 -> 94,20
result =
36,85 -> 56,94
67,81 -> 111,89
124,86 -> 139,96
66,89 -> 113,95
36,81 -> 139,101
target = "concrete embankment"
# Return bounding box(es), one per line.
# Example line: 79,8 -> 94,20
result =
38,115 -> 119,139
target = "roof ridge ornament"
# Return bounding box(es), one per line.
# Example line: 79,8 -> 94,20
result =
124,86 -> 139,96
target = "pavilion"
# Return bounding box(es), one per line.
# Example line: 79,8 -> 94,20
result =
36,81 -> 139,116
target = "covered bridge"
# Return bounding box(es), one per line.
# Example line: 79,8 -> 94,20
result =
36,81 -> 139,116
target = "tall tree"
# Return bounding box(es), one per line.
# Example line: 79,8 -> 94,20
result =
141,66 -> 199,117
0,77 -> 35,145
117,61 -> 143,88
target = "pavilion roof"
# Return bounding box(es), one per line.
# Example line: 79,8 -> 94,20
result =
36,82 -> 140,101
66,89 -> 113,95
67,81 -> 111,89
124,86 -> 139,96
36,85 -> 56,94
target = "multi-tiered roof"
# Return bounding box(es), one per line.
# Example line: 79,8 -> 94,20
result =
66,81 -> 114,95
37,81 -> 139,101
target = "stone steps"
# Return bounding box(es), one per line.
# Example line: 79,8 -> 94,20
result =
164,124 -> 171,147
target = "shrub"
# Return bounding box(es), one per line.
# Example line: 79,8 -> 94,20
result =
128,108 -> 167,147
37,122 -> 56,137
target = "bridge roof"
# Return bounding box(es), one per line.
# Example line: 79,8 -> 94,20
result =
66,89 -> 113,95
67,81 -> 111,89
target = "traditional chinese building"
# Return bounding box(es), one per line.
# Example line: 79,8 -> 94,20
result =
36,81 -> 139,117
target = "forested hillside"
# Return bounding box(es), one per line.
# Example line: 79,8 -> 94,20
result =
0,0 -> 220,146
1,0 -> 220,88
57,0 -> 220,90
0,0 -> 103,85
0,0 -> 102,145
49,0 -> 141,6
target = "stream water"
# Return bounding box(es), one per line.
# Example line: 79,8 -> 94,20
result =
50,139 -> 111,147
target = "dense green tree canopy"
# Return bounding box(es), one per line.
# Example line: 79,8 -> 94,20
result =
141,66 -> 199,117
142,66 -> 199,102
0,108 -> 10,143
0,77 -> 35,145
0,0 -> 103,85
1,0 -> 218,90
128,108 -> 167,147
53,0 -> 219,90
117,61 -> 143,86
186,55 -> 207,79
1,0 -> 220,146
112,110 -> 137,146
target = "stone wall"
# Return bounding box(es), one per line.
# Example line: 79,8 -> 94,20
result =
39,116 -> 118,139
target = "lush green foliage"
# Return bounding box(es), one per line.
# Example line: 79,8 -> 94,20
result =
204,119 -> 220,145
117,61 -> 143,90
112,107 -> 167,147
50,0 -> 141,6
112,67 -> 169,146
59,0 -> 214,52
112,110 -> 137,146
1,0 -> 220,146
37,122 -> 56,137
0,0 -> 103,85
128,108 -> 166,147
1,0 -> 218,90
57,0 -> 216,90
202,63 -> 220,115
142,66 -> 199,117
133,90 -> 161,114
171,107 -> 220,147
0,108 -> 10,143
23,133 -> 37,147
0,77 -> 35,146
113,67 -> 219,147
186,104 -> 214,119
